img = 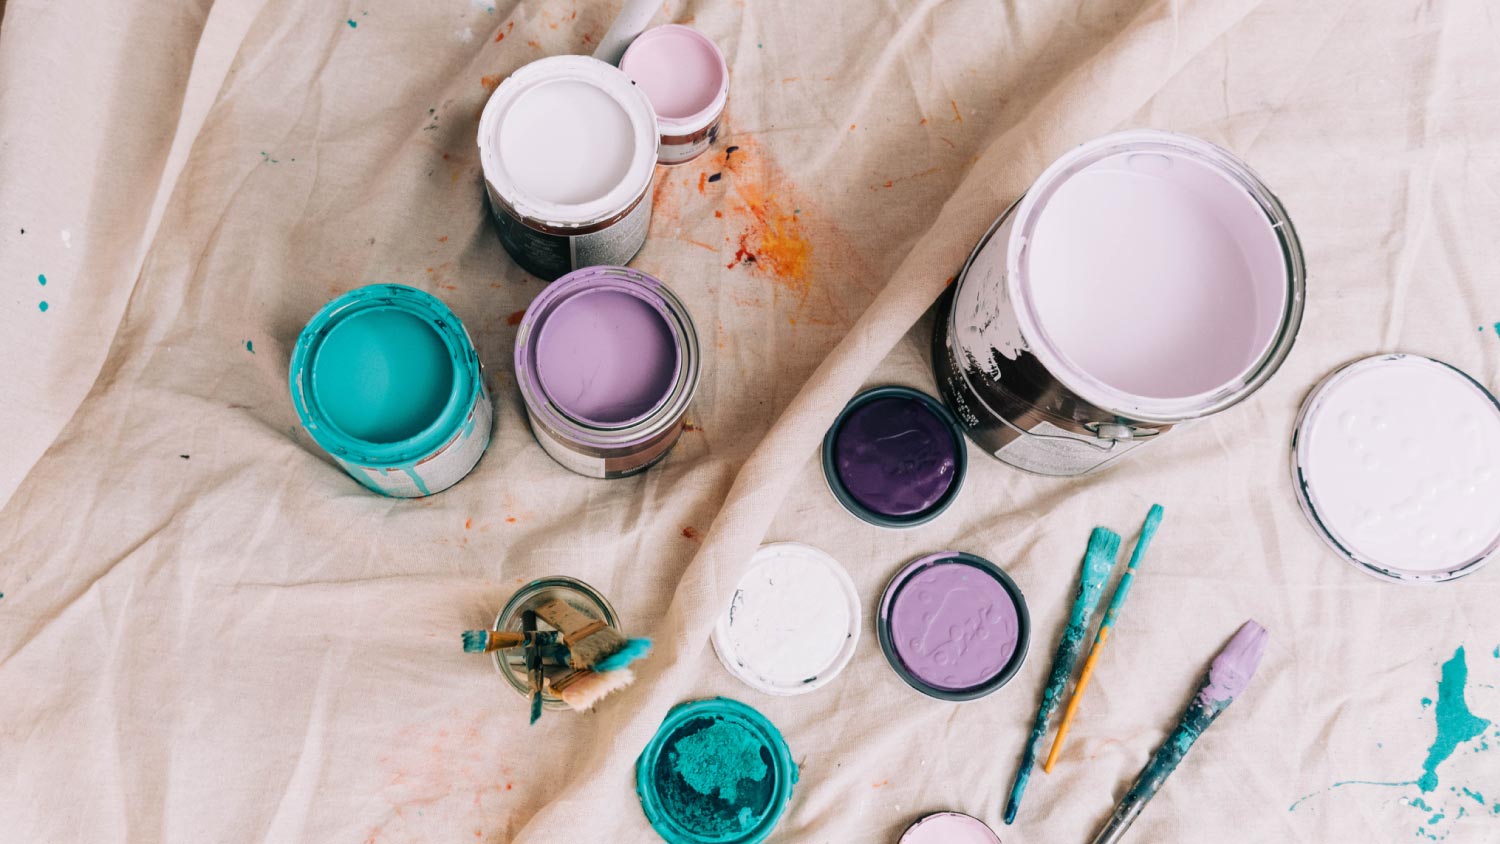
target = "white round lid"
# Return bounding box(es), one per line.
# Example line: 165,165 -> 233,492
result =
1293,354 -> 1500,583
477,55 -> 658,227
712,542 -> 861,696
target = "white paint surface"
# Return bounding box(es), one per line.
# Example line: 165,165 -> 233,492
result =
500,79 -> 636,205
713,542 -> 859,695
1299,356 -> 1500,576
1025,149 -> 1286,400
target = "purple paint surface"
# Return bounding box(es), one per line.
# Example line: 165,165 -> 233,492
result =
1197,619 -> 1269,708
834,396 -> 957,517
889,558 -> 1019,691
535,288 -> 678,426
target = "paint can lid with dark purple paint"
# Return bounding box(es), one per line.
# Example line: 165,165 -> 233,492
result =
877,552 -> 1029,702
822,386 -> 968,529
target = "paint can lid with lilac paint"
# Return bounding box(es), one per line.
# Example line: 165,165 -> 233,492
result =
1292,353 -> 1500,583
822,386 -> 968,529
636,698 -> 797,844
877,551 -> 1030,702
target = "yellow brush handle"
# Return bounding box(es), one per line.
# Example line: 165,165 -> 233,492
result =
1044,626 -> 1110,773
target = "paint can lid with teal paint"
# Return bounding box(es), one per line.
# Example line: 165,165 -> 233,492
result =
636,697 -> 797,844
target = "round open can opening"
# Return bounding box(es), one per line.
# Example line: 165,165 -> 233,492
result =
288,284 -> 492,497
821,386 -> 968,529
514,265 -> 700,479
491,577 -> 620,711
621,24 -> 729,165
877,551 -> 1030,702
898,811 -> 1003,844
934,130 -> 1306,476
1291,354 -> 1500,584
477,55 -> 659,280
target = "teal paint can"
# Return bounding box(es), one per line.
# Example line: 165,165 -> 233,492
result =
636,698 -> 797,844
289,284 -> 492,497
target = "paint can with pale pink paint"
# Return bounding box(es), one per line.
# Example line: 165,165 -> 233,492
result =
934,131 -> 1306,476
620,25 -> 729,165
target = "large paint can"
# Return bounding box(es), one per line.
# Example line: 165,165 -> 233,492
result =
934,131 -> 1306,476
289,284 -> 492,497
478,55 -> 658,281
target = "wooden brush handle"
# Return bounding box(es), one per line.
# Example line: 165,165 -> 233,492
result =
534,599 -> 607,644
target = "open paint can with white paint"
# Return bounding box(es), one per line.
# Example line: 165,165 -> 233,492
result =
478,55 -> 658,280
1292,354 -> 1500,583
934,130 -> 1306,476
620,25 -> 729,165
712,542 -> 861,696
492,577 -> 619,710
514,265 -> 700,478
289,284 -> 492,497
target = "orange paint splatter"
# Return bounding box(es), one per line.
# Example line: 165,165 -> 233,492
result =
682,527 -> 700,541
950,99 -> 963,122
873,779 -> 890,788
506,309 -> 526,325
697,172 -> 707,194
684,422 -> 701,433
684,239 -> 716,251
527,39 -> 540,49
495,21 -> 512,41
714,210 -> 723,218
505,516 -> 517,524
464,518 -> 472,529
849,124 -> 856,130
581,33 -> 593,44
437,235 -> 449,243
480,74 -> 503,92
883,180 -> 894,188
425,267 -> 434,274
781,76 -> 800,84
919,117 -> 928,125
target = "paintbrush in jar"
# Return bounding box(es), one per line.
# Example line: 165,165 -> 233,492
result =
461,629 -> 561,654
1003,527 -> 1120,825
1088,620 -> 1269,844
546,667 -> 637,712
534,599 -> 652,672
523,610 -> 544,725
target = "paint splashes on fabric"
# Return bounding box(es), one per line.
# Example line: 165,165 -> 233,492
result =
245,340 -> 255,354
37,273 -> 46,286
506,309 -> 526,326
1288,647 -> 1499,839
38,301 -> 48,313
347,18 -> 358,28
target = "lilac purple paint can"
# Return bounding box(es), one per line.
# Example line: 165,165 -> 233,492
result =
877,552 -> 1029,701
822,387 -> 967,528
514,265 -> 699,478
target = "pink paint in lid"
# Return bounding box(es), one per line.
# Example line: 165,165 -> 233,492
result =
620,24 -> 728,136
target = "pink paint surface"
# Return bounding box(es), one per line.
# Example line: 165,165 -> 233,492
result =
1025,149 -> 1285,400
535,288 -> 678,426
889,559 -> 1019,691
900,812 -> 1002,844
620,25 -> 725,121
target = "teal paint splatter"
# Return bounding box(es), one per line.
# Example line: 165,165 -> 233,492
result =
1418,647 -> 1490,792
1492,645 -> 1498,659
346,18 -> 357,28
37,273 -> 46,286
1460,787 -> 1485,805
1493,322 -> 1499,338
259,152 -> 279,164
1421,697 -> 1433,707
38,301 -> 48,312
1411,796 -> 1434,812
245,340 -> 254,354
1289,779 -> 1414,812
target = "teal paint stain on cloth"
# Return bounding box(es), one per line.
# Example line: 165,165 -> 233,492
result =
1493,322 -> 1499,337
37,273 -> 46,285
38,301 -> 48,312
1460,787 -> 1485,805
1421,697 -> 1433,707
1492,645 -> 1499,659
1418,647 -> 1490,793
347,18 -> 357,28
1288,779 -> 1414,812
245,340 -> 254,354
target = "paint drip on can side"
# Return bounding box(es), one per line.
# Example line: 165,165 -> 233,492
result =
289,284 -> 492,497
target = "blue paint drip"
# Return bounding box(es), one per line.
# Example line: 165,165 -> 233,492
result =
245,340 -> 254,354
1418,648 -> 1490,792
400,467 -> 431,496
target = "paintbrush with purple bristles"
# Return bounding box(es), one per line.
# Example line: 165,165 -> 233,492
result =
1088,620 -> 1269,844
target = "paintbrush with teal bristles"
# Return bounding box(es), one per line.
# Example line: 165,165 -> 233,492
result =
1045,504 -> 1164,772
1003,526 -> 1121,825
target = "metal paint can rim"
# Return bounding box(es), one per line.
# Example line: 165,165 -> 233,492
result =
996,129 -> 1307,425
288,283 -> 483,468
876,551 -> 1031,702
898,811 -> 1003,844
821,386 -> 968,529
1290,353 -> 1500,584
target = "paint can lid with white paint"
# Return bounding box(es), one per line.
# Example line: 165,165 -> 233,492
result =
1292,354 -> 1500,583
478,55 -> 658,228
712,542 -> 861,696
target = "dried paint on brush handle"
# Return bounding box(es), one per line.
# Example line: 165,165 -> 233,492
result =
1089,698 -> 1220,844
1005,623 -> 1090,821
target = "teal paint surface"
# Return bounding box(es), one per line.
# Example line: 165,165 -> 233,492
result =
637,698 -> 795,844
289,284 -> 486,498
38,301 -> 48,312
311,308 -> 453,442
246,340 -> 254,354
37,273 -> 46,286
1004,527 -> 1120,824
1418,647 -> 1490,792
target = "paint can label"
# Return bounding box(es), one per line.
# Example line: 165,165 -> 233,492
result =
527,412 -> 680,479
344,387 -> 493,496
491,189 -> 653,281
